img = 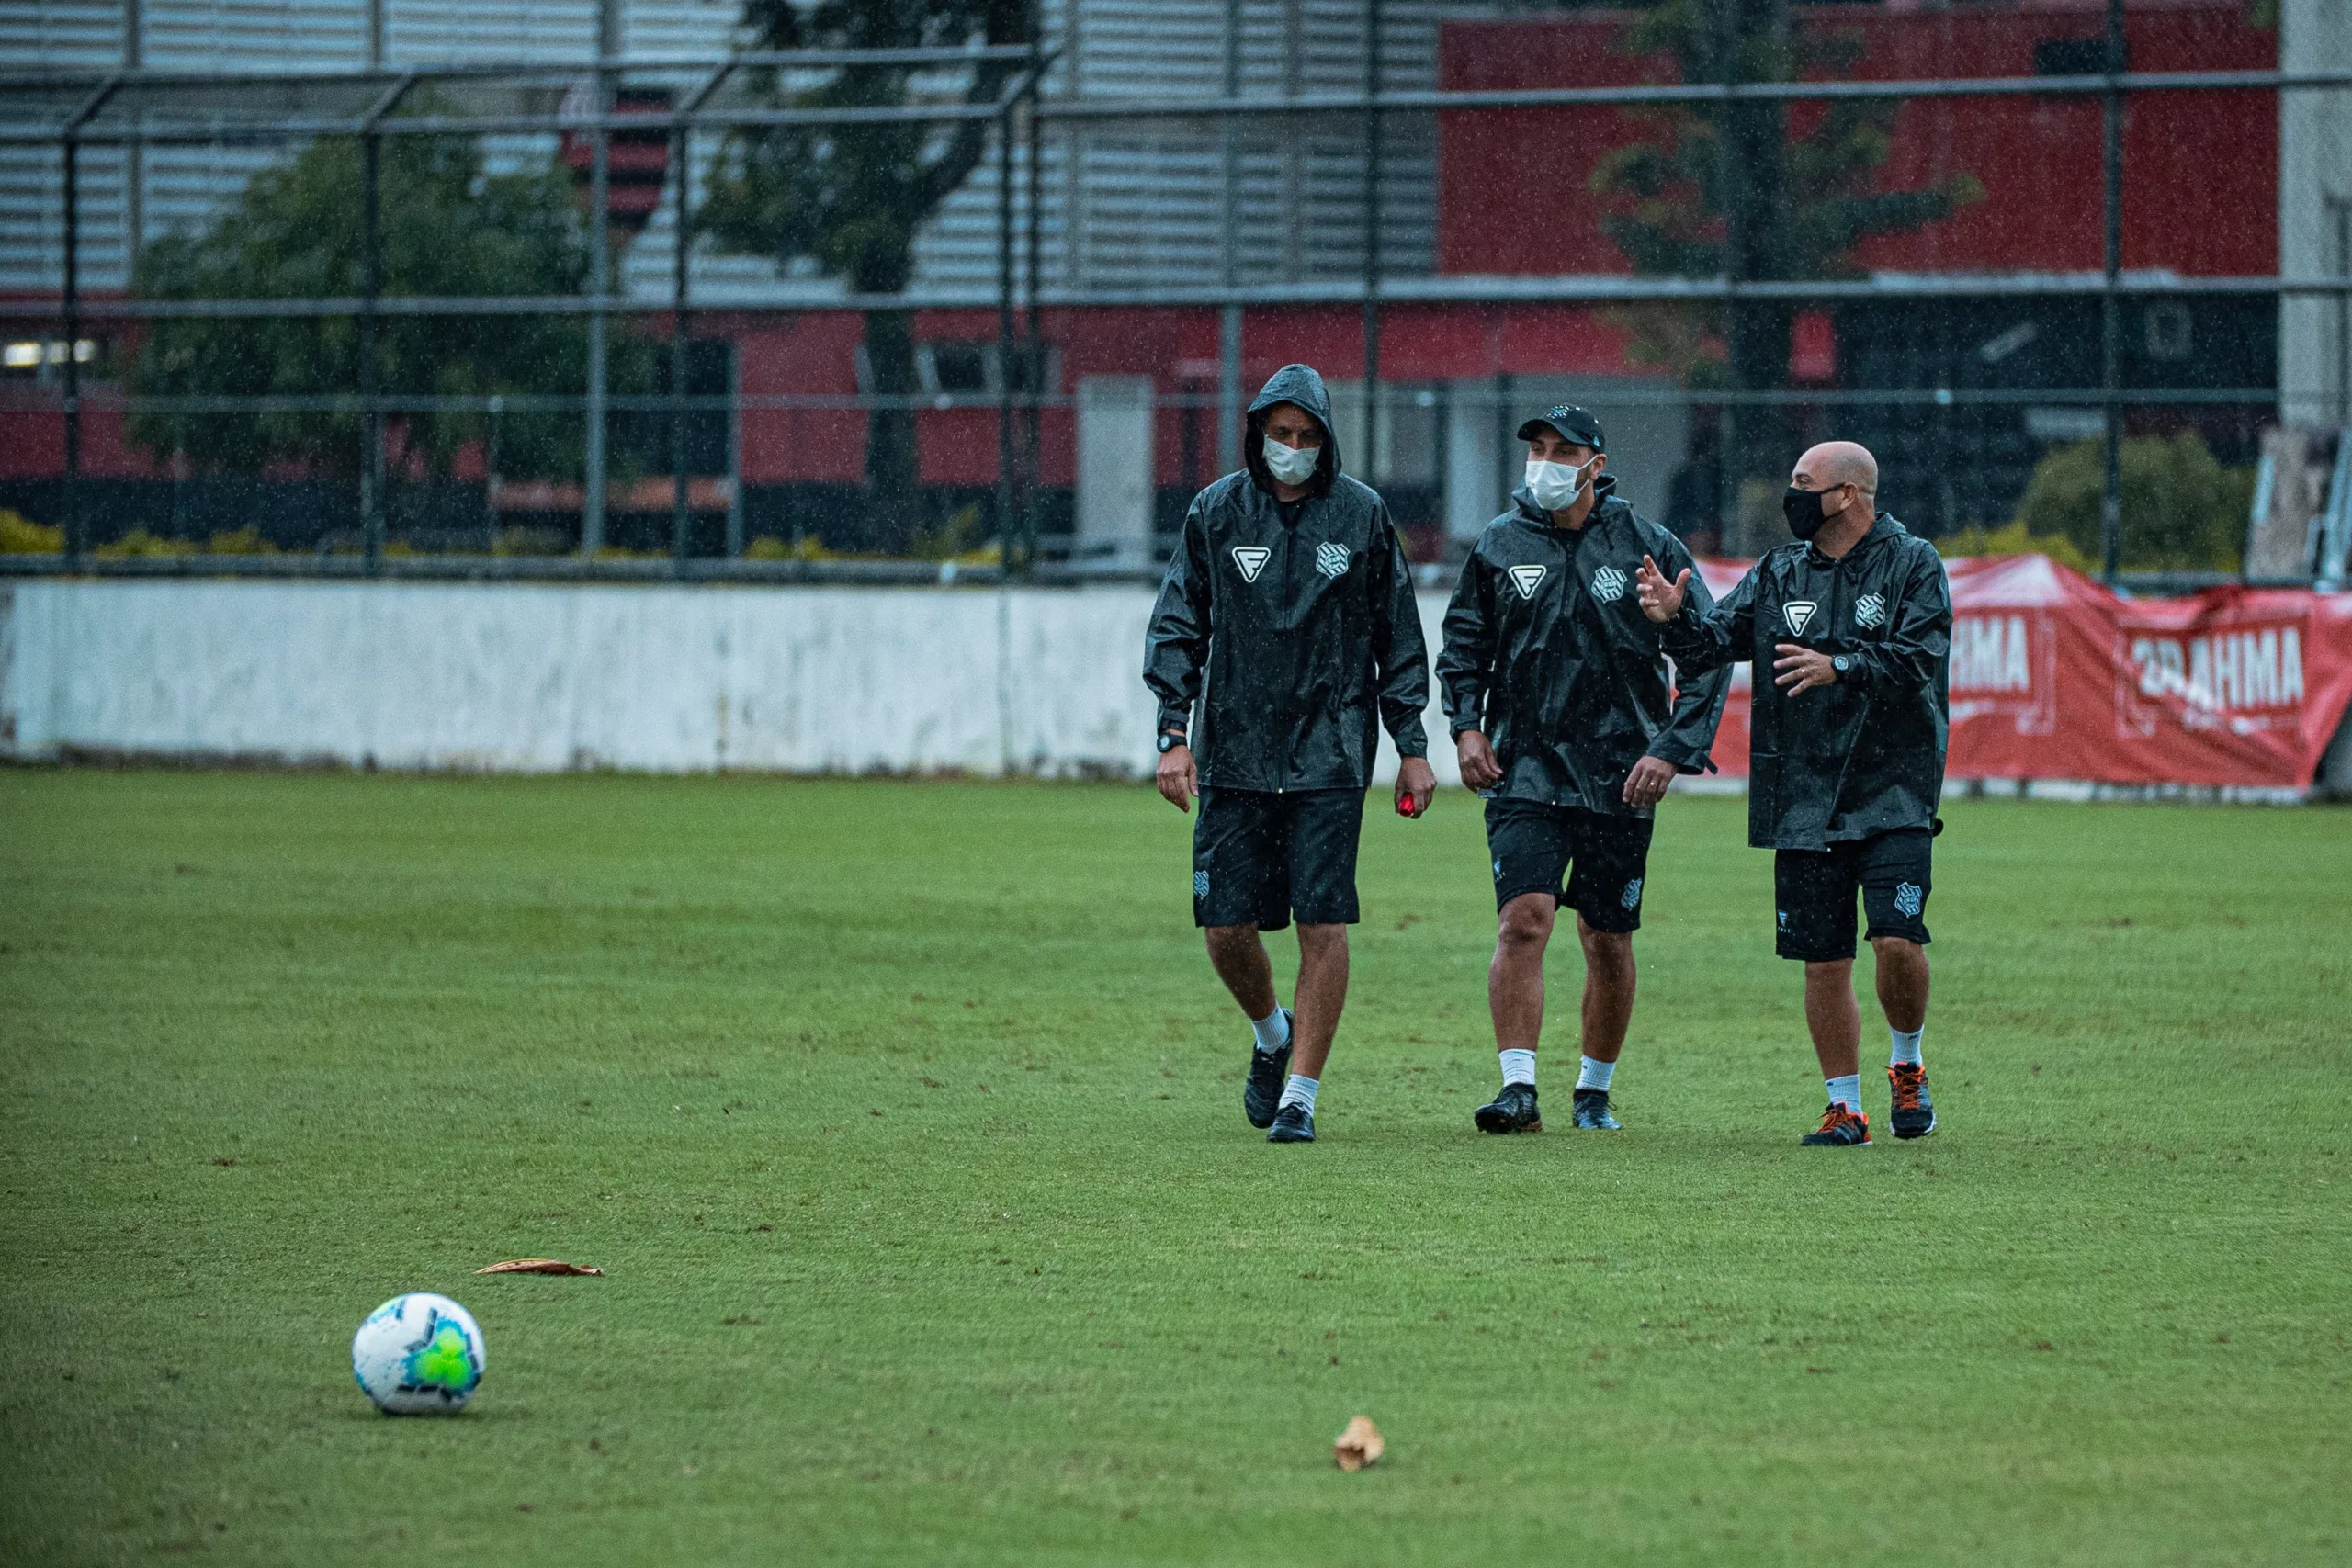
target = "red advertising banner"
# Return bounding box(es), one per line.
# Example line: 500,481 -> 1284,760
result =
1690,555 -> 2352,791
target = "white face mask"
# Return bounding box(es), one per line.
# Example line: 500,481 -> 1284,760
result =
1525,456 -> 1595,513
1261,435 -> 1321,487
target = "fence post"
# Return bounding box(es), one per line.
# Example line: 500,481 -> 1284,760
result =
360,129 -> 383,570
2098,0 -> 2127,583
671,117 -> 692,570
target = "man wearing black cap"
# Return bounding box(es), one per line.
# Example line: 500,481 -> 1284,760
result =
1144,363 -> 1436,1145
1634,440 -> 1951,1146
1436,404 -> 1731,1135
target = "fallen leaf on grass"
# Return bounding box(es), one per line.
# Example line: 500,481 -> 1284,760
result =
1333,1416 -> 1384,1472
475,1259 -> 605,1276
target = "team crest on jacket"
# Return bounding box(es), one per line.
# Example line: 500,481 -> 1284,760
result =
1854,592 -> 1888,629
1508,564 -> 1548,600
1315,542 -> 1351,579
1231,546 -> 1271,582
1782,599 -> 1819,635
1590,566 -> 1629,603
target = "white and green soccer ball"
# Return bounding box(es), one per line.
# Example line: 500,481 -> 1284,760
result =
352,1292 -> 485,1415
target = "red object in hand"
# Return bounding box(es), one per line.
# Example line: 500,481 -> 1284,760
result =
1396,798 -> 1416,817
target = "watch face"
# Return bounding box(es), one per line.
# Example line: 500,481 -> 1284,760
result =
1833,656 -> 1851,672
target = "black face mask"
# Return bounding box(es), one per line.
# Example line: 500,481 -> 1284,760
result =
1782,485 -> 1835,541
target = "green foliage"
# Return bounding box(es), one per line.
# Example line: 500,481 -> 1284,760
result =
128,118 -> 654,482
93,528 -> 196,558
1937,517 -> 2098,575
1590,0 -> 1980,390
2012,434 -> 2256,572
0,508 -> 62,554
700,0 -> 1029,549
4,772 -> 2349,1562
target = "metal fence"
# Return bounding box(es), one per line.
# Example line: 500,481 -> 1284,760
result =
4,9 -> 2350,587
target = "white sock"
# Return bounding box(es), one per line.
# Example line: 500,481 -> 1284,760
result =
1251,1008 -> 1291,1055
1577,1055 -> 1615,1093
1889,1027 -> 1923,1068
1826,1073 -> 1862,1112
1498,1048 -> 1536,1087
1278,1074 -> 1318,1113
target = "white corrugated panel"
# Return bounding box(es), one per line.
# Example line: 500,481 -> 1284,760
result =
0,0 -> 123,65
909,0 -> 1446,295
382,0 -> 596,65
143,0 -> 369,70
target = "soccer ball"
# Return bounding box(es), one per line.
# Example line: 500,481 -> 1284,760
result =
351,1292 -> 485,1415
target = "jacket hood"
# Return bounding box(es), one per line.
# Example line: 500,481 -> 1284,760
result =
1244,363 -> 1341,498
1511,471 -> 1619,525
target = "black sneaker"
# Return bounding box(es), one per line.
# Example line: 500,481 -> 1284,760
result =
1267,1102 -> 1316,1143
1887,1062 -> 1936,1139
1571,1087 -> 1621,1130
1474,1081 -> 1541,1134
1799,1104 -> 1871,1145
1242,1009 -> 1294,1129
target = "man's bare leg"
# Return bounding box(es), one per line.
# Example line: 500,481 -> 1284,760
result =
1288,924 -> 1350,1081
1871,935 -> 1936,1136
1204,923 -> 1278,1021
1803,959 -> 1862,1081
1577,919 -> 1636,1063
1563,918 -> 1638,1127
1871,936 -> 1928,1033
1487,893 -> 1555,1055
1476,894 -> 1554,1131
1800,957 -> 1872,1140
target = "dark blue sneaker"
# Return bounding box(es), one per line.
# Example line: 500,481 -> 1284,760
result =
1267,1102 -> 1316,1143
1800,1104 -> 1871,1145
1474,1082 -> 1541,1134
1888,1063 -> 1935,1138
1242,1010 -> 1293,1129
1570,1088 -> 1621,1130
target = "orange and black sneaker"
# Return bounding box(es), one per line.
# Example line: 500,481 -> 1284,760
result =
1887,1062 -> 1936,1139
1800,1103 -> 1871,1145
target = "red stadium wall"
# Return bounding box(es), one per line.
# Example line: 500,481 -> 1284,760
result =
1437,0 -> 2277,280
0,0 -> 2281,498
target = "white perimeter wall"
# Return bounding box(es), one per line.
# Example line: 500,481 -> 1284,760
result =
0,581 -> 1463,784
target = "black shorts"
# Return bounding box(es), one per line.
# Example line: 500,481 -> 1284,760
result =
1483,796 -> 1655,934
1773,829 -> 1934,961
1192,787 -> 1365,930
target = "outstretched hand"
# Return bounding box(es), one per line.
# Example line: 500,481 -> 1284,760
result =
1634,554 -> 1690,625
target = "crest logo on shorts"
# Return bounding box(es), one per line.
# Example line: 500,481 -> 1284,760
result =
1315,542 -> 1351,580
1590,566 -> 1629,604
1782,599 -> 1819,636
1620,877 -> 1644,909
1492,858 -> 1504,881
1894,881 -> 1923,917
1231,547 -> 1271,582
1193,870 -> 1210,897
1854,592 -> 1888,629
1508,564 -> 1548,601
1777,908 -> 1789,930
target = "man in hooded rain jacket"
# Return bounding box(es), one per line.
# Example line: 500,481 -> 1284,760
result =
1144,364 -> 1436,1144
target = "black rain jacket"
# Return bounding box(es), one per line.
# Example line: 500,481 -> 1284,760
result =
1437,479 -> 1732,817
1657,513 -> 1951,850
1143,363 -> 1430,792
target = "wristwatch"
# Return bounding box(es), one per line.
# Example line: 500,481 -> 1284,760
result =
1830,654 -> 1852,679
1157,731 -> 1187,754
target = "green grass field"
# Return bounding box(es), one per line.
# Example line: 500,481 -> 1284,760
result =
2,769 -> 2347,1565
